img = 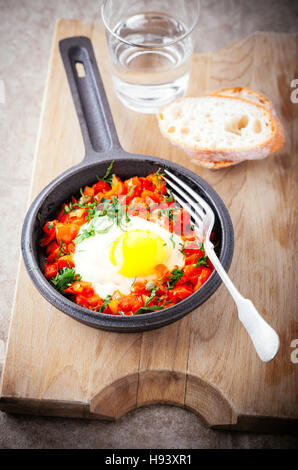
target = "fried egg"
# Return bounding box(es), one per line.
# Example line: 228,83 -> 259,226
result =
73,216 -> 184,298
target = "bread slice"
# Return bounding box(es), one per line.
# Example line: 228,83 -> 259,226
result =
157,95 -> 284,169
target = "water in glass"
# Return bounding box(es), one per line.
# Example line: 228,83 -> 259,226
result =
106,12 -> 193,113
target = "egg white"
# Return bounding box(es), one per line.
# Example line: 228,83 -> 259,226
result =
73,216 -> 185,298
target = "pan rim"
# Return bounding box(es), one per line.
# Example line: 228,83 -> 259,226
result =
21,154 -> 234,332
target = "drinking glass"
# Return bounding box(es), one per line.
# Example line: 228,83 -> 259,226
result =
101,0 -> 200,113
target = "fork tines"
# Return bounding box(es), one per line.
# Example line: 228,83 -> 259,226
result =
163,170 -> 207,229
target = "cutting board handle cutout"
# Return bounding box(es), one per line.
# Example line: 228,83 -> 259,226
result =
89,371 -> 237,427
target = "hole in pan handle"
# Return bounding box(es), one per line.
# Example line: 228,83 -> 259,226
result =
59,36 -> 123,161
75,61 -> 86,78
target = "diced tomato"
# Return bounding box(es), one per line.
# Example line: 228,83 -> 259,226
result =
83,186 -> 95,196
56,204 -> 67,220
111,290 -> 123,301
64,208 -> 88,225
154,264 -> 169,280
97,175 -> 124,200
182,242 -> 204,257
207,259 -> 214,269
181,264 -> 204,285
185,254 -> 199,266
128,200 -> 148,219
64,281 -> 94,296
155,281 -> 168,296
124,176 -> 143,199
76,294 -> 101,309
194,267 -> 213,290
46,241 -> 60,262
130,196 -> 143,205
94,192 -> 105,203
40,221 -> 56,247
132,281 -> 147,294
108,299 -> 119,315
181,234 -> 196,243
117,294 -> 144,313
163,301 -> 176,308
46,240 -> 59,255
56,255 -> 74,269
145,174 -> 167,195
141,189 -> 161,204
142,178 -> 155,192
111,175 -> 124,195
67,242 -> 75,254
55,223 -> 80,244
93,180 -> 110,194
44,263 -> 58,279
173,209 -> 192,236
168,285 -> 193,302
43,221 -> 55,233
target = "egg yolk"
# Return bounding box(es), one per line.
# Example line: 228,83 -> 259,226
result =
110,230 -> 168,277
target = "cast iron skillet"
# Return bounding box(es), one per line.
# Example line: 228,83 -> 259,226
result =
21,36 -> 234,332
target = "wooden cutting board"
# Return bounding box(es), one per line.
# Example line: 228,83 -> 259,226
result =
0,19 -> 297,432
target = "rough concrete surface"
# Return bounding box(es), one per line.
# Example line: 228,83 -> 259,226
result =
0,0 -> 297,449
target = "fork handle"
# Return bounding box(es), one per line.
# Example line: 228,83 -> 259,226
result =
205,243 -> 280,362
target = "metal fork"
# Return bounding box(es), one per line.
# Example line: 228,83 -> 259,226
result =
164,170 -> 280,363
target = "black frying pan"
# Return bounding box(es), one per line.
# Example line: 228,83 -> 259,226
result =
21,36 -> 234,332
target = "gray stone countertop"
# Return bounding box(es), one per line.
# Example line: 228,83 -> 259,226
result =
0,0 -> 297,449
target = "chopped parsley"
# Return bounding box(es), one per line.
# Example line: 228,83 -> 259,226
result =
96,160 -> 115,186
54,240 -> 70,260
134,286 -> 164,315
134,303 -> 167,315
157,204 -> 179,222
99,295 -> 111,313
166,189 -> 174,203
154,167 -> 165,179
145,287 -> 159,306
195,254 -> 209,268
179,242 -> 186,258
195,243 -> 209,268
74,217 -> 113,244
154,167 -> 168,200
64,203 -> 74,214
50,267 -> 81,293
126,185 -> 136,198
110,195 -> 131,228
74,195 -> 131,244
74,224 -> 96,244
164,268 -> 185,289
169,233 -> 176,248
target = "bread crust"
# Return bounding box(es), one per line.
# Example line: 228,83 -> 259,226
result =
191,158 -> 239,169
270,115 -> 285,154
210,87 -> 273,113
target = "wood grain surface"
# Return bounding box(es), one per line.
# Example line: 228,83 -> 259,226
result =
0,19 -> 297,432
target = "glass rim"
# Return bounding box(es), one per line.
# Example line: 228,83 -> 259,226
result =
101,0 -> 200,49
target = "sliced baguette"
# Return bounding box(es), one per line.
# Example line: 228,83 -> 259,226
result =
210,86 -> 284,157
157,95 -> 284,169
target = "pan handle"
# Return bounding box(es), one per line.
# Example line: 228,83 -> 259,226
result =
59,36 -> 123,161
